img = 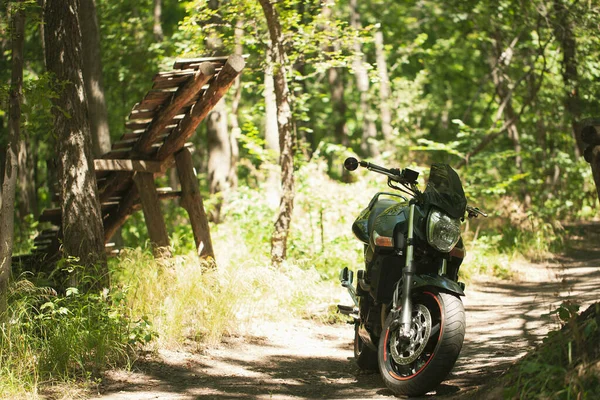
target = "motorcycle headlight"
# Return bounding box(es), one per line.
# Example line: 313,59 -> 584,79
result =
427,209 -> 461,253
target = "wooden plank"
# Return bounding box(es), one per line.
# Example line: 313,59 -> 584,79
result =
156,55 -> 245,161
128,110 -> 155,120
153,69 -> 196,80
133,62 -> 216,156
135,98 -> 167,112
173,56 -> 229,69
120,132 -> 143,140
125,121 -> 151,131
103,186 -> 140,242
152,75 -> 193,90
112,139 -> 138,150
145,89 -> 177,100
175,147 -> 215,260
94,159 -> 164,173
133,172 -> 171,258
102,148 -> 133,160
98,171 -> 134,202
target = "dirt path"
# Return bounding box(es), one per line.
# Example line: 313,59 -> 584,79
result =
88,224 -> 600,400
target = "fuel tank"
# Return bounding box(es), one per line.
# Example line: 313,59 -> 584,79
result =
352,192 -> 428,247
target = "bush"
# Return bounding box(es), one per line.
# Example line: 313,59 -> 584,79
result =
0,275 -> 154,397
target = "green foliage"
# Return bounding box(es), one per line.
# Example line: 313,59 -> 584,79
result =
504,302 -> 600,399
12,214 -> 37,255
0,273 -> 153,397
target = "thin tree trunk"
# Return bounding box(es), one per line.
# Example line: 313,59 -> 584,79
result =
489,32 -> 531,206
0,0 -> 25,307
375,29 -> 392,144
258,0 -> 295,266
264,42 -> 280,156
17,138 -> 37,217
552,0 -> 584,157
79,0 -> 111,157
153,0 -> 164,42
349,0 -> 377,157
37,0 -> 46,64
207,99 -> 231,223
44,0 -> 108,287
205,0 -> 233,223
321,3 -> 348,148
228,18 -> 244,191
328,67 -> 349,147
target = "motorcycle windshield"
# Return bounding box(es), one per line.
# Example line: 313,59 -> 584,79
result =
423,164 -> 467,219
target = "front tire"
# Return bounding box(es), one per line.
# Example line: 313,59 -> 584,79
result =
378,290 -> 465,396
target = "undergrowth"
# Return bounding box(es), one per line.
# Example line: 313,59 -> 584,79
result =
503,302 -> 600,399
0,273 -> 152,398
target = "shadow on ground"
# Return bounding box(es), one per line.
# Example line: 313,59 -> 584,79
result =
91,223 -> 600,400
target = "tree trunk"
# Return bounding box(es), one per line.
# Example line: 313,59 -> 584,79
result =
37,0 -> 46,64
321,3 -> 348,148
207,98 -> 231,222
552,0 -> 584,157
17,138 -> 37,218
264,42 -> 280,157
258,0 -> 295,266
489,32 -> 531,206
349,0 -> 377,157
228,18 -> 244,191
44,0 -> 108,287
0,0 -> 25,306
79,0 -> 111,158
205,0 -> 234,223
153,0 -> 164,42
375,29 -> 392,144
328,68 -> 349,147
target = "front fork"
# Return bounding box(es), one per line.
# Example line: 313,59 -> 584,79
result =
393,202 -> 416,339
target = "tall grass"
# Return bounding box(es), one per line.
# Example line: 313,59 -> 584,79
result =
0,274 -> 148,398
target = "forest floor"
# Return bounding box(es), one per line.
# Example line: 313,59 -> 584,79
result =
59,223 -> 600,400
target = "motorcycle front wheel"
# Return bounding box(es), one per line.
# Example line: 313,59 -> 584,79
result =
378,290 -> 465,396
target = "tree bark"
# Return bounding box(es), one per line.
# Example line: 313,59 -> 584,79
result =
349,0 -> 377,157
264,42 -> 280,156
44,0 -> 108,286
153,0 -> 164,42
375,29 -> 392,144
79,0 -> 111,158
552,0 -> 584,157
17,138 -> 37,218
322,2 -> 349,148
0,0 -> 25,306
258,0 -> 296,266
207,98 -> 231,222
229,18 -> 244,191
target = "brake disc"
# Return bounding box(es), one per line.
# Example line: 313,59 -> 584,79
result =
390,304 -> 432,365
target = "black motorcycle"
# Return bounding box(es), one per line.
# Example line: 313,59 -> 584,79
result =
338,157 -> 486,396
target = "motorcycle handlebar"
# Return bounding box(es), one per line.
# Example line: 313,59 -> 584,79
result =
344,157 -> 416,184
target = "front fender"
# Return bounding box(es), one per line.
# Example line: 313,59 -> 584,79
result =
412,274 -> 465,297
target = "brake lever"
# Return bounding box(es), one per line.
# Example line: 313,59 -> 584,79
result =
467,205 -> 488,218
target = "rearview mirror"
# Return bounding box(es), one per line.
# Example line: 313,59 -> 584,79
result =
344,157 -> 359,171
